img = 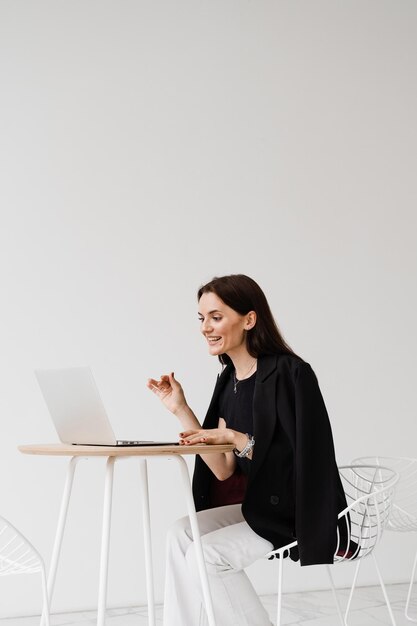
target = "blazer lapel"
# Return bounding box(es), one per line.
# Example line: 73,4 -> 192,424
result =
248,354 -> 279,486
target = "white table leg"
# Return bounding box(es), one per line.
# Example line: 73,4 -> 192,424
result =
170,455 -> 216,626
97,456 -> 116,626
43,455 -> 80,624
139,459 -> 156,626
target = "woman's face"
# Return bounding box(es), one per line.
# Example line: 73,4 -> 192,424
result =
198,292 -> 255,358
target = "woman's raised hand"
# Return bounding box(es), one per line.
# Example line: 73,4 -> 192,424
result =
147,372 -> 187,416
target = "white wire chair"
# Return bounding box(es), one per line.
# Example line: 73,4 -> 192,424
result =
265,464 -> 399,626
0,515 -> 50,626
353,456 -> 417,622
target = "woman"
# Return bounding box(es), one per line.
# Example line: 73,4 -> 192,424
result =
147,274 -> 345,626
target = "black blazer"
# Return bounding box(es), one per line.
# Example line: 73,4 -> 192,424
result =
192,353 -> 347,566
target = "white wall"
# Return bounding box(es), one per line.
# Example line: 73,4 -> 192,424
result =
1,0 -> 416,617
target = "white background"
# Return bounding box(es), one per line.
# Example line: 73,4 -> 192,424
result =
0,0 -> 416,618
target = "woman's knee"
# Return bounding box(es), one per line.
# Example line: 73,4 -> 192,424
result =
185,537 -> 234,577
166,515 -> 193,553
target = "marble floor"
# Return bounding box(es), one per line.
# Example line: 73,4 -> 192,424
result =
1,583 -> 415,626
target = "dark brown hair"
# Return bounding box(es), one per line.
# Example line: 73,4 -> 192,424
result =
197,274 -> 296,364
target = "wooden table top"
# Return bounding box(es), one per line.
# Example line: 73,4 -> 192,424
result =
18,443 -> 235,457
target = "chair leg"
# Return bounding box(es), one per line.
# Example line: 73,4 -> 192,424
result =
405,545 -> 417,622
276,554 -> 284,626
344,559 -> 362,625
325,566 -> 345,625
372,552 -> 397,626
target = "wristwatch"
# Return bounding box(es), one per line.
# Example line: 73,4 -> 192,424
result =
234,434 -> 255,458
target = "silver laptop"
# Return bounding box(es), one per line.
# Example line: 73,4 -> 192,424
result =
35,366 -> 178,446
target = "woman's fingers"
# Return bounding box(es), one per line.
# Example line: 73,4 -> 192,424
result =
147,373 -> 182,397
147,377 -> 171,394
180,436 -> 207,445
179,429 -> 209,445
179,428 -> 233,446
147,378 -> 160,393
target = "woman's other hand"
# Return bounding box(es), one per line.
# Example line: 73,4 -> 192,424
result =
179,427 -> 235,446
147,372 -> 187,416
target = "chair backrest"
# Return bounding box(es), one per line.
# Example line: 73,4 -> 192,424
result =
334,465 -> 399,563
0,516 -> 43,576
352,456 -> 417,533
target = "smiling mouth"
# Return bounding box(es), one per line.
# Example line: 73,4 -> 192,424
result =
207,336 -> 221,345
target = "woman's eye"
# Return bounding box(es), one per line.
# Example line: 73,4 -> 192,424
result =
212,317 -> 221,322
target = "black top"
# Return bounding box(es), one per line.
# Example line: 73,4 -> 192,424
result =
218,370 -> 256,474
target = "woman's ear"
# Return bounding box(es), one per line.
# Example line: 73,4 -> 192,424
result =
245,311 -> 257,330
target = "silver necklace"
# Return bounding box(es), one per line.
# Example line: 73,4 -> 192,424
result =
233,359 -> 257,393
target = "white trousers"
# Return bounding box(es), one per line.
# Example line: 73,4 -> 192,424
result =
163,504 -> 274,626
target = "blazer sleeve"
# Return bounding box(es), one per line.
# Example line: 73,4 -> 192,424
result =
294,362 -> 340,565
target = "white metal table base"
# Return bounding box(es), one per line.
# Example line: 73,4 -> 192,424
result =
45,454 -> 216,626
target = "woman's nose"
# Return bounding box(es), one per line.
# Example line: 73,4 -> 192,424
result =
201,319 -> 212,333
